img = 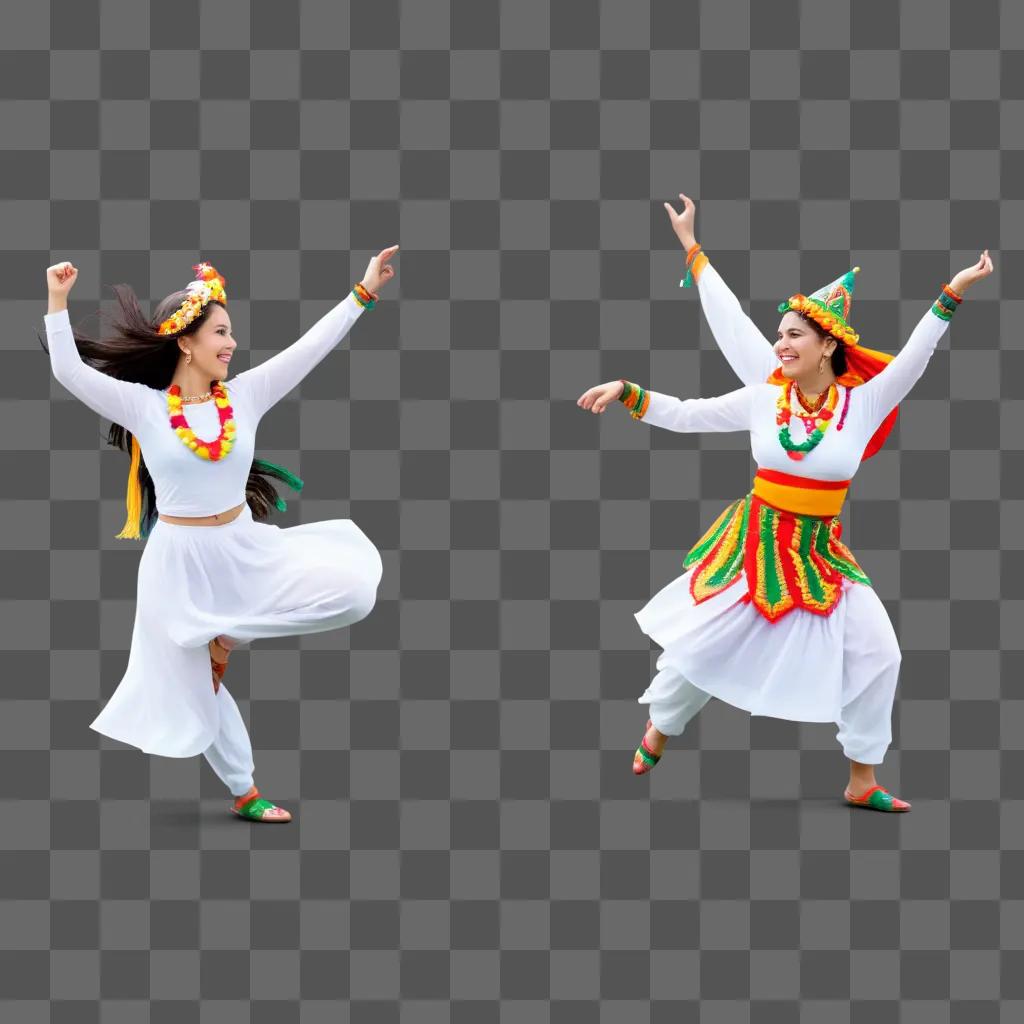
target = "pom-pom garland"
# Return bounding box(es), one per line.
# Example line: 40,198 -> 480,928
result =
776,380 -> 839,461
166,381 -> 236,461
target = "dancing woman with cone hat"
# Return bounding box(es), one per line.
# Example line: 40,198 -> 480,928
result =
579,192 -> 992,812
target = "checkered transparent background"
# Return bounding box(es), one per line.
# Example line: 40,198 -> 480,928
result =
1,0 -> 1022,1020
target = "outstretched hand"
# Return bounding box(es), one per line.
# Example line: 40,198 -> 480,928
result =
950,249 -> 994,296
663,192 -> 697,250
361,245 -> 399,296
577,380 -> 625,414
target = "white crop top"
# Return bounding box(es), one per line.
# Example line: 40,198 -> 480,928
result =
45,293 -> 366,517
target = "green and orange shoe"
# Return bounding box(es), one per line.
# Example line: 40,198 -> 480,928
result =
231,787 -> 292,823
844,784 -> 910,813
633,719 -> 663,776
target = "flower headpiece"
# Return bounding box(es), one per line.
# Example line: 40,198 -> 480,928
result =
157,262 -> 227,336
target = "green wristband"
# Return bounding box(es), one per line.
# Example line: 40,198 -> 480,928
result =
351,287 -> 376,310
630,386 -> 647,419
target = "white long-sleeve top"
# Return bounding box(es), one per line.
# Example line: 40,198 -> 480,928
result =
636,262 -> 951,481
45,293 -> 365,517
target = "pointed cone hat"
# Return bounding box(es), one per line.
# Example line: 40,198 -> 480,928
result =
808,266 -> 858,323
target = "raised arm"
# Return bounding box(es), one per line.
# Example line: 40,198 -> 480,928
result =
664,194 -> 778,386
856,302 -> 950,427
230,292 -> 366,419
229,246 -> 398,419
45,307 -> 151,433
693,260 -> 780,386
858,253 -> 994,427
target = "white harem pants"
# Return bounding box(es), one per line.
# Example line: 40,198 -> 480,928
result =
641,583 -> 902,765
200,568 -> 379,798
203,684 -> 258,797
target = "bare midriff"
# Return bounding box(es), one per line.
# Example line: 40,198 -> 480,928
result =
158,501 -> 246,527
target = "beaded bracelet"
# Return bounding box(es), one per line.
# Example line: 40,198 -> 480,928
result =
619,379 -> 650,419
352,281 -> 378,310
932,283 -> 962,321
680,241 -> 707,289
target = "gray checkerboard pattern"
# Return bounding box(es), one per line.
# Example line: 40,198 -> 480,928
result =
1,0 -> 1021,1018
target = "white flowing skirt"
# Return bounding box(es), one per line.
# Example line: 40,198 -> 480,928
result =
634,563 -> 899,725
90,504 -> 383,758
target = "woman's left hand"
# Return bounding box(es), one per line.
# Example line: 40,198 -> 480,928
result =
360,245 -> 399,296
663,192 -> 697,251
950,249 -> 994,295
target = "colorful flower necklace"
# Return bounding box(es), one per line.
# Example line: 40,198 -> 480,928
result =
166,381 -> 236,461
776,380 -> 839,461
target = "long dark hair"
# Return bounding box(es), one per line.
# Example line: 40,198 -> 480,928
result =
797,312 -> 848,377
38,285 -> 295,537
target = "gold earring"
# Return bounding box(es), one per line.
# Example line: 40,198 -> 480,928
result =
185,351 -> 192,365
818,354 -> 826,374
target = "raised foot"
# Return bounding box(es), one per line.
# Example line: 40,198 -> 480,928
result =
633,719 -> 667,775
209,636 -> 233,694
209,635 -> 235,663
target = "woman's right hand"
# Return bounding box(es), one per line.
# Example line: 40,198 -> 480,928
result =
577,380 -> 625,414
663,192 -> 697,251
46,261 -> 78,314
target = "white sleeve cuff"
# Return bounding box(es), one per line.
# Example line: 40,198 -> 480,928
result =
44,308 -> 71,328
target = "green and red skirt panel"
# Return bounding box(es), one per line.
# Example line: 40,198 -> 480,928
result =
682,492 -> 872,623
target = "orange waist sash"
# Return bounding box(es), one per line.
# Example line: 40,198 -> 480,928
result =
752,468 -> 850,518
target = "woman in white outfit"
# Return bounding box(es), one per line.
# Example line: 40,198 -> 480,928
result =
578,193 -> 993,812
43,250 -> 397,822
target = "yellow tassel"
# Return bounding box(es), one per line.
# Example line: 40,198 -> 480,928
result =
115,435 -> 143,540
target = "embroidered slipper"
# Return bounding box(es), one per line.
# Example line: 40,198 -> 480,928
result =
844,784 -> 910,813
231,788 -> 292,823
633,719 -> 663,776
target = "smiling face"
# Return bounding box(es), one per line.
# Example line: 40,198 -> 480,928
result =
177,301 -> 236,381
774,311 -> 836,380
